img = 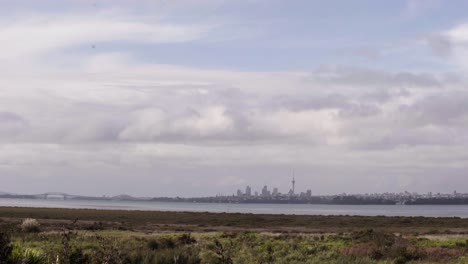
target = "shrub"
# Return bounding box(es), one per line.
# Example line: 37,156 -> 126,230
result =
212,239 -> 233,264
159,237 -> 176,249
20,218 -> 40,233
342,243 -> 376,257
344,229 -> 429,263
84,221 -> 105,231
147,239 -> 159,251
58,231 -> 90,264
91,239 -> 123,264
122,252 -> 146,264
69,248 -> 91,264
178,233 -> 196,245
350,229 -> 400,247
390,245 -> 424,263
424,247 -> 465,262
0,231 -> 12,262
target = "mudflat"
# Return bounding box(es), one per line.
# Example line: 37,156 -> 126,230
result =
1,206 -> 468,234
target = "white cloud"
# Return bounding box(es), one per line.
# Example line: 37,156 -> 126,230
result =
119,106 -> 234,140
444,23 -> 468,72
247,109 -> 343,144
0,12 -> 209,62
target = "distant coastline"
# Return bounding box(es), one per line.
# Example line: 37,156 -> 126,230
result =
2,192 -> 468,205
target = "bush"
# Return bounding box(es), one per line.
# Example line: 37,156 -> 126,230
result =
0,231 -> 12,262
147,239 -> 159,251
69,248 -> 91,264
350,229 -> 401,247
212,239 -> 233,264
91,236 -> 124,264
390,245 -> 424,263
20,218 -> 40,233
423,247 -> 465,262
84,221 -> 105,231
159,237 -> 176,249
178,233 -> 196,245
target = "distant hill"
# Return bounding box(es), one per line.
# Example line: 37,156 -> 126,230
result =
111,194 -> 151,201
111,194 -> 137,201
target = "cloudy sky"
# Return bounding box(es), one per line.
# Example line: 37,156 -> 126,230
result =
1,0 -> 468,197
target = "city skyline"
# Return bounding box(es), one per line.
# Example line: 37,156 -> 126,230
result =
235,177 -> 312,198
2,185 -> 467,204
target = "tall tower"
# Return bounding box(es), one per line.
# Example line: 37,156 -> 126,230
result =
292,175 -> 295,195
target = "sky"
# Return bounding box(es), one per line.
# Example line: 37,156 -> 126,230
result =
1,0 -> 468,197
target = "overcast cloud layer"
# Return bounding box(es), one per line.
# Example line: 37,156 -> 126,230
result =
1,0 -> 468,196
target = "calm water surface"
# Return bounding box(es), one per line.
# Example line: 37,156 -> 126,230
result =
1,198 -> 468,218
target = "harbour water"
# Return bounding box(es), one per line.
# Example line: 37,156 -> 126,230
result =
1,198 -> 468,218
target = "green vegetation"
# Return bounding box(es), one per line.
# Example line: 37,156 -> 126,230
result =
2,227 -> 468,263
2,207 -> 468,263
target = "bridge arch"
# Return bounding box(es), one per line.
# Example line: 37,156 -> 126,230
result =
40,192 -> 73,200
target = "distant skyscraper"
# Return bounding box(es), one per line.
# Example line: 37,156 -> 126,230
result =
237,189 -> 243,197
245,186 -> 252,197
273,187 -> 278,196
262,185 -> 270,197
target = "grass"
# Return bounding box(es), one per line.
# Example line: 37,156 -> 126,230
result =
412,237 -> 468,248
2,207 -> 468,263
5,230 -> 468,263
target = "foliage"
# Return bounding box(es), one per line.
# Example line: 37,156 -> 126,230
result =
20,219 -> 40,233
147,239 -> 159,251
0,231 -> 12,263
2,211 -> 468,264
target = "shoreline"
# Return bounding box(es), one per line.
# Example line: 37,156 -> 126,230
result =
3,198 -> 468,218
4,194 -> 468,205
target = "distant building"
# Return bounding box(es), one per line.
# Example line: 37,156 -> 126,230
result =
237,189 -> 243,197
254,191 -> 258,197
245,186 -> 252,197
306,189 -> 312,197
262,185 -> 271,197
272,187 -> 279,196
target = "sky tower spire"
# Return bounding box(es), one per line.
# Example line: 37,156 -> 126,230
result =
292,171 -> 296,195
